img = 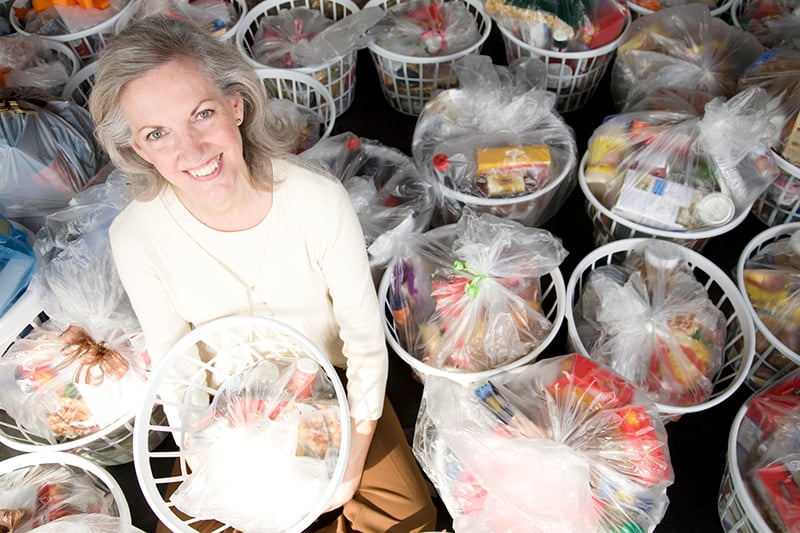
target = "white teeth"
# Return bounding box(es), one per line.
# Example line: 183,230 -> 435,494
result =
188,155 -> 220,177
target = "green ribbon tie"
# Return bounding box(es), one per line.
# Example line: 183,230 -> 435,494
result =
453,261 -> 489,298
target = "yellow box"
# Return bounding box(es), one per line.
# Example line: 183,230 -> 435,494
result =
476,146 -> 551,174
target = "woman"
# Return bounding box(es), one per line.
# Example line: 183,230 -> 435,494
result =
89,15 -> 437,533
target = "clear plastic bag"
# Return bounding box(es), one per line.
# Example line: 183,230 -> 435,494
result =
170,357 -> 343,533
30,514 -> 145,532
611,4 -> 766,111
412,54 -> 578,226
0,462 -> 119,530
0,213 -> 35,317
574,240 -> 726,407
265,98 -> 323,154
0,34 -> 71,92
0,88 -> 103,233
388,211 -> 566,372
130,0 -> 238,36
413,353 -> 673,533
737,0 -> 800,48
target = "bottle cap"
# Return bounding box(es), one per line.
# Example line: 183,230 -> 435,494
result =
643,241 -> 682,271
696,192 -> 734,227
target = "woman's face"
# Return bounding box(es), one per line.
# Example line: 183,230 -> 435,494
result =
120,58 -> 247,205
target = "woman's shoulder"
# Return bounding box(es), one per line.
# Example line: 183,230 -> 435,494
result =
109,194 -> 167,246
273,156 -> 347,200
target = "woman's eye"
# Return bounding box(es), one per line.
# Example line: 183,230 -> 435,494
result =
146,129 -> 164,141
197,109 -> 213,119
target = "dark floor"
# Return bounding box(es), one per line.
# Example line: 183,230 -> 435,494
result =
1,23 -> 775,532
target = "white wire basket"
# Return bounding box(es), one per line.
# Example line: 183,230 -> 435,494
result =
496,11 -> 630,113
61,60 -> 97,109
0,450 -> 132,527
377,224 -> 567,386
0,289 -> 167,466
751,150 -> 800,226
735,222 -> 800,390
113,0 -> 247,40
578,153 -> 752,252
730,0 -> 753,29
236,0 -> 360,117
255,66 -> 336,146
564,238 -> 756,418
133,315 -> 351,533
628,0 -> 733,18
364,0 -> 491,116
10,0 -> 138,66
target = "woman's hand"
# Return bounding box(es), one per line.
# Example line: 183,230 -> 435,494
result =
324,417 -> 378,512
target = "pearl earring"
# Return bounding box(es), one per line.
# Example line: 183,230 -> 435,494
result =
236,117 -> 243,126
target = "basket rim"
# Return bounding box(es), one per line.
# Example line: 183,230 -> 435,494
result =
563,237 -> 756,415
61,60 -> 98,107
773,148 -> 800,176
133,314 -> 352,533
10,0 -> 137,41
0,450 -> 132,526
730,0 -> 748,28
578,152 -> 752,241
42,39 -> 81,78
364,0 -> 492,64
735,221 -> 800,367
377,223 -> 567,386
724,395 -> 778,533
235,0 -> 361,69
253,66 -> 337,142
627,0 -> 734,17
495,9 -> 630,60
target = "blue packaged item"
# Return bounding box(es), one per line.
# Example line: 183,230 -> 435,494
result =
0,214 -> 35,317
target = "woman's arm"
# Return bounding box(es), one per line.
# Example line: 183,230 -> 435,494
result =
325,417 -> 378,511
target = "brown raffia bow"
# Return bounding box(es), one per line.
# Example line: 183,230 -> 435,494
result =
0,509 -> 33,532
53,325 -> 130,386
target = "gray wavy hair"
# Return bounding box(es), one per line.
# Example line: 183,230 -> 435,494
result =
89,14 -> 298,201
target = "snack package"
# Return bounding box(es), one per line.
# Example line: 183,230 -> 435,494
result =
736,0 -> 800,48
0,213 -> 35,317
486,0 -> 628,52
127,0 -> 239,37
412,54 -> 578,226
0,34 -> 71,92
373,0 -> 480,57
170,357 -> 344,532
574,240 -> 726,407
584,87 -> 781,232
742,229 -> 800,385
611,4 -> 765,112
0,462 -> 119,531
734,370 -> 800,533
739,46 -> 800,166
300,132 -> 434,276
387,211 -> 567,373
413,353 -> 674,533
0,88 -> 103,233
0,171 -> 149,443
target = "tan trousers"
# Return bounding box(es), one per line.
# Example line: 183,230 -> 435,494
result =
156,399 -> 437,533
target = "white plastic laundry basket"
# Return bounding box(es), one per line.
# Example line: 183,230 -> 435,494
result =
61,60 -> 97,108
133,315 -> 351,533
364,0 -> 491,116
113,0 -> 247,40
751,150 -> 800,226
236,0 -> 360,116
736,222 -> 800,390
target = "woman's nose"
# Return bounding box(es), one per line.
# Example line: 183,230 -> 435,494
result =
177,129 -> 207,164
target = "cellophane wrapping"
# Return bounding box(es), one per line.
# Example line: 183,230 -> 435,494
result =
0,462 -> 119,532
574,240 -> 726,407
388,211 -> 566,372
735,369 -> 800,533
736,0 -> 800,48
0,34 -> 70,92
413,353 -> 674,533
584,87 -> 782,232
170,357 -> 344,532
611,4 -> 765,112
128,0 -> 238,36
266,98 -> 323,154
412,54 -> 578,226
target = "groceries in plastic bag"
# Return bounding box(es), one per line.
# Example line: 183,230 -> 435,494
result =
611,4 -> 765,111
742,229 -> 800,385
0,213 -> 35,318
735,0 -> 800,48
739,46 -> 800,167
0,171 -> 149,444
584,87 -> 781,232
250,6 -> 385,69
300,132 -> 434,273
573,240 -> 726,407
628,0 -> 718,13
170,357 -> 344,532
12,0 -> 129,37
125,0 -> 240,37
485,0 -> 628,52
734,370 -> 800,532
0,88 -> 103,233
0,462 -> 121,530
0,35 -> 72,92
387,211 -> 566,373
412,54 -> 578,226
413,353 -> 674,533
266,98 -> 324,154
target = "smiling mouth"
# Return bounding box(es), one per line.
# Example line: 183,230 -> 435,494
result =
187,154 -> 221,178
